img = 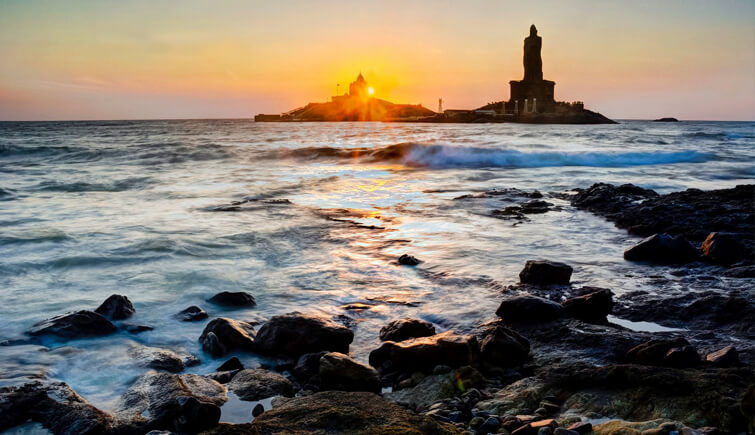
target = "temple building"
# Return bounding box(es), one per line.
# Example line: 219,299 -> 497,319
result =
508,25 -> 556,113
348,73 -> 368,99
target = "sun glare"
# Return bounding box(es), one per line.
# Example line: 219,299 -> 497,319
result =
368,87 -> 374,95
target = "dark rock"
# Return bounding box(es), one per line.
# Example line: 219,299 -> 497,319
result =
293,352 -> 327,381
170,396 -> 221,433
554,429 -> 580,435
123,323 -> 154,334
700,232 -> 748,265
723,265 -> 755,278
379,318 -> 436,342
130,344 -> 198,373
653,117 -> 679,122
398,254 -> 422,266
706,345 -> 739,367
254,312 -> 353,357
252,403 -> 264,418
520,199 -> 553,214
626,338 -> 699,367
623,233 -> 699,264
562,288 -> 613,322
481,416 -> 502,432
94,294 -> 135,320
177,306 -> 208,322
369,331 -> 477,373
519,260 -> 572,285
206,370 -> 239,384
217,356 -> 244,372
567,422 -> 592,434
207,291 -> 256,307
227,369 -> 294,401
663,345 -> 701,368
198,317 -> 256,356
496,295 -> 564,323
27,310 -> 117,340
319,352 -> 381,393
478,322 -> 531,367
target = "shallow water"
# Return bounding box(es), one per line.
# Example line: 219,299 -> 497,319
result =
0,120 -> 753,411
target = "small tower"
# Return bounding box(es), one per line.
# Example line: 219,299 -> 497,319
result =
438,98 -> 443,113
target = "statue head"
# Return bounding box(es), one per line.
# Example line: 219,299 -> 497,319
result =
530,24 -> 537,37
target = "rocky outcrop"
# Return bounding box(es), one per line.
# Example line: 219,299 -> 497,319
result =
27,310 -> 117,340
176,306 -> 208,322
477,322 -> 531,367
198,317 -> 256,356
254,312 -> 353,357
95,295 -> 135,320
519,260 -> 572,285
625,338 -> 700,368
496,295 -> 564,323
706,345 -> 739,367
700,232 -> 748,265
398,254 -> 422,266
207,291 -> 256,307
379,318 -> 436,342
227,369 -> 294,401
369,331 -> 477,373
623,233 -> 699,264
561,288 -> 613,322
318,352 -> 381,393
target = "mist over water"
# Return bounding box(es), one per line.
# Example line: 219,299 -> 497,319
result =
0,119 -> 753,411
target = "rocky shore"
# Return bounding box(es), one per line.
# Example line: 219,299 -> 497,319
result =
1,183 -> 753,435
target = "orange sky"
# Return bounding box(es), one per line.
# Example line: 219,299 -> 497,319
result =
1,1 -> 753,120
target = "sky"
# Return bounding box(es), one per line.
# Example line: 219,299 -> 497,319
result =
0,0 -> 754,121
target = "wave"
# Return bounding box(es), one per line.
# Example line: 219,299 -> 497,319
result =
270,143 -> 713,169
33,177 -> 153,192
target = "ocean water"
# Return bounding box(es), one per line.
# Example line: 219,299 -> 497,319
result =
0,120 -> 753,413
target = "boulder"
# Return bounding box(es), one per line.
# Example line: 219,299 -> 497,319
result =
384,372 -> 456,410
398,254 -> 422,266
129,344 -> 199,373
561,288 -> 613,322
496,295 -> 564,323
217,356 -> 244,372
206,370 -> 239,384
318,352 -> 381,393
254,312 -> 353,357
176,306 -> 208,322
369,331 -> 477,373
625,338 -> 700,367
27,310 -> 117,340
198,317 -> 256,356
94,294 -> 135,320
663,345 -> 701,368
123,323 -> 154,334
379,318 -> 436,342
705,345 -> 739,367
623,233 -> 699,264
227,369 -> 294,401
700,232 -> 748,265
478,322 -> 531,367
117,371 -> 226,432
293,352 -> 327,382
519,260 -> 572,285
207,291 -> 256,307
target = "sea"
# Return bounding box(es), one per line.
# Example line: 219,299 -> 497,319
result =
0,120 -> 753,418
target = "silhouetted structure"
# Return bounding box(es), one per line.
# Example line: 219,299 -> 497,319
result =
509,25 -> 556,113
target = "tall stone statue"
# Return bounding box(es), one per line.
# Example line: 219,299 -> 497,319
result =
523,24 -> 543,81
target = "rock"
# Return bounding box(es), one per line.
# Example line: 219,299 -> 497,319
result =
554,429 -> 580,435
519,260 -> 572,285
0,381 -> 117,434
478,322 -> 531,367
117,371 -> 226,432
369,331 -> 477,373
723,265 -> 755,278
663,345 -> 701,368
254,312 -> 353,357
496,295 -> 564,323
567,422 -> 592,434
398,254 -> 422,266
623,233 -> 699,264
653,117 -> 679,122
252,403 -> 264,418
94,294 -> 135,320
481,416 -> 502,432
379,318 -> 436,342
27,310 -> 117,340
293,352 -> 327,381
206,370 -> 239,384
243,391 -> 462,434
123,323 -> 154,334
318,352 -> 381,393
217,356 -> 244,372
177,306 -> 208,322
207,291 -> 256,307
625,337 -> 699,367
227,369 -> 294,401
561,288 -> 613,322
520,199 -> 554,214
129,344 -> 198,373
705,345 -> 739,367
198,317 -> 256,356
386,372 -> 456,410
700,232 -> 748,265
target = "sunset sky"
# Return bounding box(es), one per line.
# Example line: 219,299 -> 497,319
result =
1,0 -> 753,121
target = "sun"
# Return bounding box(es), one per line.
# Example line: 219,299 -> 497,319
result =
367,87 -> 374,96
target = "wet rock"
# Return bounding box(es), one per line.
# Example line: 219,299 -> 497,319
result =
27,310 -> 117,340
117,371 -> 226,432
206,370 -> 239,384
478,322 -> 531,367
227,369 -> 294,401
496,295 -> 564,323
123,323 -> 154,334
561,288 -> 613,322
0,381 -> 117,434
519,260 -> 572,285
723,265 -> 755,278
176,306 -> 208,322
252,403 -> 264,418
207,291 -> 256,307
318,352 -> 381,393
553,429 -> 580,435
94,294 -> 135,320
293,351 -> 327,381
566,421 -> 592,434
130,344 -> 199,373
520,199 -> 554,214
625,338 -> 700,367
398,254 -> 422,266
706,345 -> 739,367
389,372 -> 458,410
379,318 -> 436,342
623,233 -> 699,264
254,312 -> 353,357
662,345 -> 701,368
198,317 -> 256,356
369,331 -> 477,373
217,356 -> 244,372
700,232 -> 748,265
